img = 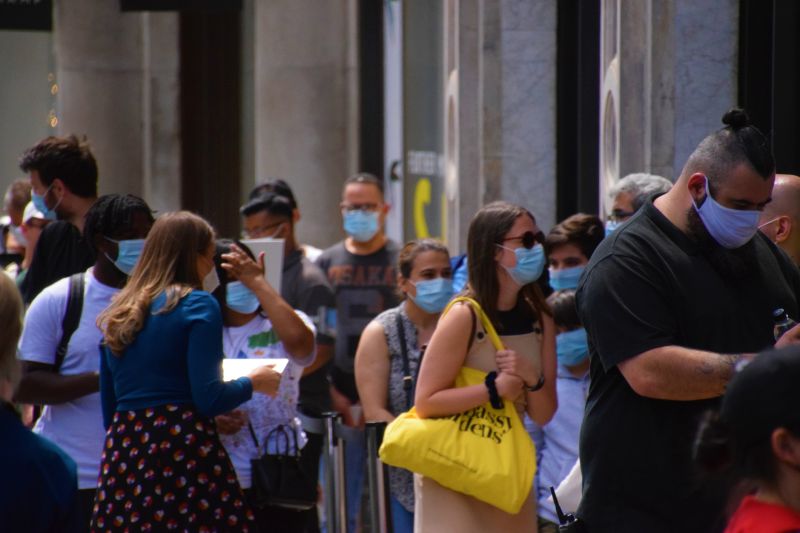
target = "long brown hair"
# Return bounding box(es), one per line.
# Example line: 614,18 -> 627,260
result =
465,201 -> 550,327
0,273 -> 23,388
98,211 -> 215,354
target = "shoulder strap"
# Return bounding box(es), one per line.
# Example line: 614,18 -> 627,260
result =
442,297 -> 504,351
394,311 -> 414,409
54,273 -> 85,372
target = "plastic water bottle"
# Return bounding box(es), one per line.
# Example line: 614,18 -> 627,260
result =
773,308 -> 798,341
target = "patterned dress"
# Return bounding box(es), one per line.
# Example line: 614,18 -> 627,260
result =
92,404 -> 255,532
374,303 -> 420,513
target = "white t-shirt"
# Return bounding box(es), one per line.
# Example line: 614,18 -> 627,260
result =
219,311 -> 316,488
18,268 -> 118,489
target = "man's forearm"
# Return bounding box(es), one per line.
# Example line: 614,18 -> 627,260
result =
618,346 -> 755,401
14,370 -> 100,404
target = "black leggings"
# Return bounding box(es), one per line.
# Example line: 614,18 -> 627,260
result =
77,489 -> 96,533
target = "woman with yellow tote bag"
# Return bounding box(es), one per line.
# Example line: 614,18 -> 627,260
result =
410,202 -> 557,532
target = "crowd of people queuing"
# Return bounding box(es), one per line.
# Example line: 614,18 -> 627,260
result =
3,107 -> 800,533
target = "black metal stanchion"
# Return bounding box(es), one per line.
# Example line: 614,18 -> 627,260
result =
365,421 -> 391,533
322,412 -> 346,533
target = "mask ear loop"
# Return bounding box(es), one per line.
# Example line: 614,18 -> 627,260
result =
758,217 -> 781,230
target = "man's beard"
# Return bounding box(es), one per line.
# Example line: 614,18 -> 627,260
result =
685,206 -> 759,285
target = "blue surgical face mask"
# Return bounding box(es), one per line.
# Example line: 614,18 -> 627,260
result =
410,277 -> 454,313
104,237 -> 145,275
225,281 -> 260,314
556,328 -> 589,367
343,210 -> 380,242
31,187 -> 58,221
549,265 -> 585,291
498,243 -> 546,285
605,219 -> 621,237
693,175 -> 760,249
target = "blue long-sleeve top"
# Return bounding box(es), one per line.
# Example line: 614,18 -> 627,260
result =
99,290 -> 253,428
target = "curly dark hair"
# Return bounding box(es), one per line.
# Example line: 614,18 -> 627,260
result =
19,135 -> 98,198
83,194 -> 153,254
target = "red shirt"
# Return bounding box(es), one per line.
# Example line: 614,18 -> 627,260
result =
725,496 -> 800,533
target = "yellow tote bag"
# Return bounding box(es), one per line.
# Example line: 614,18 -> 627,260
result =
378,297 -> 536,515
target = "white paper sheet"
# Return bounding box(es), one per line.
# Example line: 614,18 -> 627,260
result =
240,238 -> 284,292
222,358 -> 289,381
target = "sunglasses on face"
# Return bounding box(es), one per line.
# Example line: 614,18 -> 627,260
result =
500,230 -> 544,249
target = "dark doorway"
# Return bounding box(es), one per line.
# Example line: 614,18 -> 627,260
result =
358,0 -> 384,176
739,0 -> 800,175
556,0 -> 601,220
179,8 -> 242,239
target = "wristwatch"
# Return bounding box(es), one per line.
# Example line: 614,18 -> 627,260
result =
524,374 -> 545,392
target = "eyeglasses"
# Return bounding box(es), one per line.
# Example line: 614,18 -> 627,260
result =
499,231 -> 544,250
243,220 -> 286,239
608,210 -> 636,222
340,202 -> 381,213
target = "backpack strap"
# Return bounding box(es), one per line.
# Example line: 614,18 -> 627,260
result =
394,311 -> 414,409
54,273 -> 85,372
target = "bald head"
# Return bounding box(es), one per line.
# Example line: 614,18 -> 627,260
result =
763,174 -> 800,220
759,174 -> 800,264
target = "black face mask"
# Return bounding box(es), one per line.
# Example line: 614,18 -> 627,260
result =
686,207 -> 759,285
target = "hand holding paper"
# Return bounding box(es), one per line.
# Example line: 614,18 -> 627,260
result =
223,358 -> 288,397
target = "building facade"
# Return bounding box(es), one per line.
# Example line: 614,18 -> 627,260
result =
1,0 -> 797,251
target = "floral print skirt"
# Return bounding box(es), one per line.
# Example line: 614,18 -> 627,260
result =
90,404 -> 255,532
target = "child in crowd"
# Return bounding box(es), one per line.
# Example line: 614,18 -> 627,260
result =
695,346 -> 800,533
531,289 -> 590,532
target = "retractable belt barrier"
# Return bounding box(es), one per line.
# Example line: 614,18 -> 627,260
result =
300,413 -> 389,533
320,412 -> 350,533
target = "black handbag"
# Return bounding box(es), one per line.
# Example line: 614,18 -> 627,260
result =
248,423 -> 318,510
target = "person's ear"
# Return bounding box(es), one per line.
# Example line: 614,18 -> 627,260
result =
398,274 -> 412,297
292,208 -> 301,223
775,216 -> 793,244
687,173 -> 708,203
95,234 -> 114,258
771,427 -> 800,467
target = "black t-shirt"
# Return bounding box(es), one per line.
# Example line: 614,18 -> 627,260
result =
576,200 -> 800,533
21,221 -> 95,304
316,239 -> 400,402
281,249 -> 336,415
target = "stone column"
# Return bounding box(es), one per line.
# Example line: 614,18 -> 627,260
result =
141,13 -> 181,214
54,0 -> 180,208
497,0 -> 557,230
453,0 -> 557,238
253,0 -> 358,250
613,0 -> 738,183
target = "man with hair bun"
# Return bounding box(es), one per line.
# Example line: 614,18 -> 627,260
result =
576,109 -> 800,532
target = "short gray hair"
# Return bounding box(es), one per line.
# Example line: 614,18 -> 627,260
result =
609,173 -> 673,211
